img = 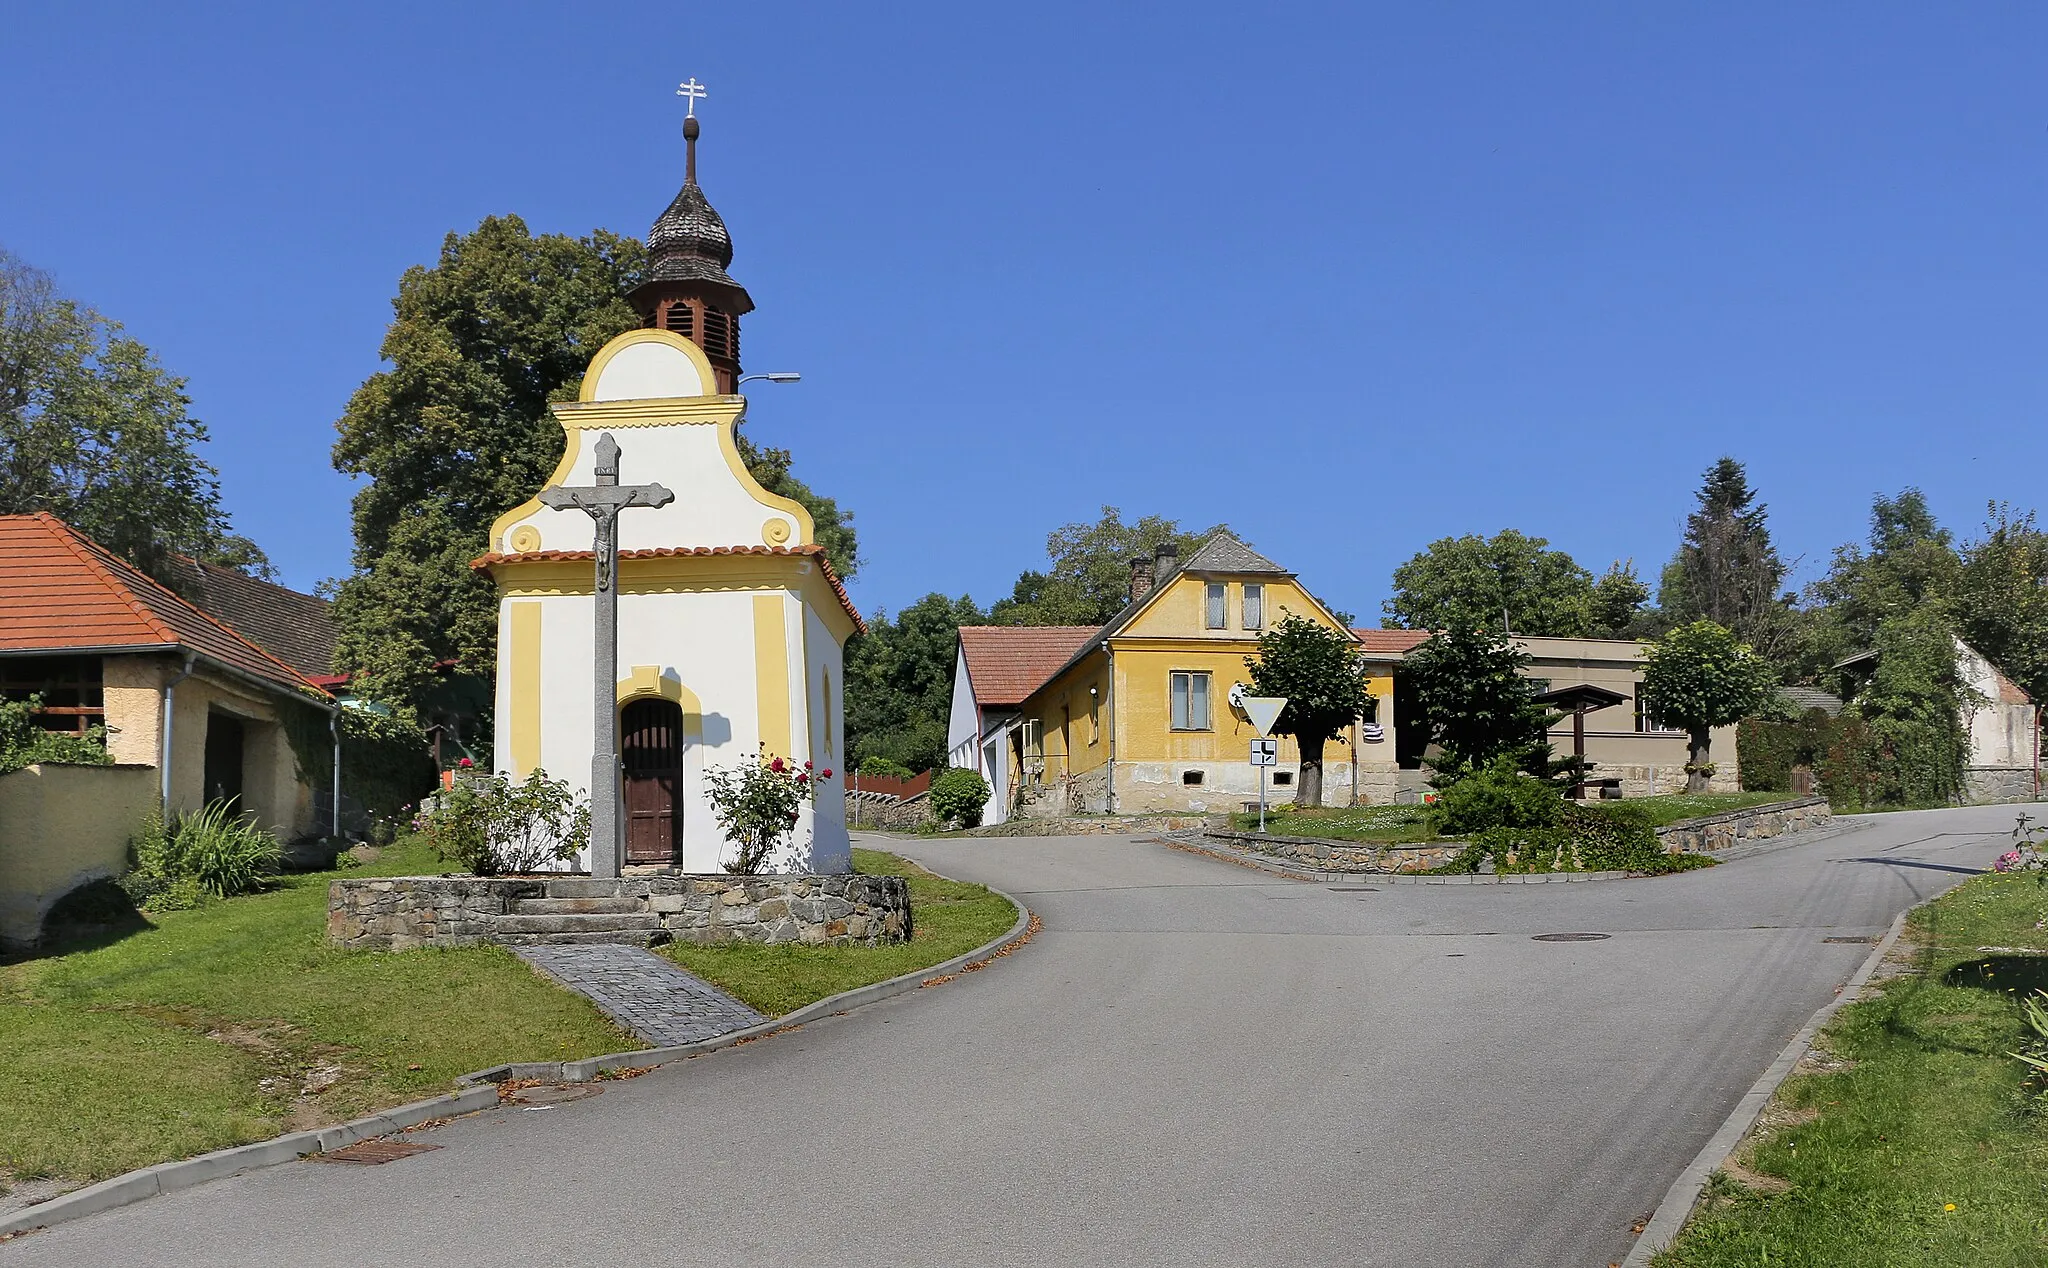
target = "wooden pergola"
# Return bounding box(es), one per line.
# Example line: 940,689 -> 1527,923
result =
1533,682 -> 1631,798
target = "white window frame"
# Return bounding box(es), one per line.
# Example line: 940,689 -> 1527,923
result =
1242,583 -> 1264,630
1205,583 -> 1227,630
1170,670 -> 1213,731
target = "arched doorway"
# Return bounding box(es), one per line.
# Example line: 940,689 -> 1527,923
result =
621,697 -> 684,864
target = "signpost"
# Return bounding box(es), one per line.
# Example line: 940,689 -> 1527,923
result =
1240,696 -> 1288,834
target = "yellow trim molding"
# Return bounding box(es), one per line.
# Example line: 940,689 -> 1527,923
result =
762,517 -> 792,546
490,554 -> 860,643
508,602 -> 542,776
576,328 -> 718,403
753,595 -> 791,759
508,525 -> 542,553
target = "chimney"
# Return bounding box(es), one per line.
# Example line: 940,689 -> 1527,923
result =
1128,557 -> 1154,603
1152,541 -> 1179,587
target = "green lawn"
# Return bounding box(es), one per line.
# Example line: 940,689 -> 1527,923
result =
662,847 -> 1021,1016
1225,803 -> 1443,843
2,841 -> 1018,1190
1625,790 -> 1800,828
0,837 -> 633,1186
1653,870 -> 2048,1266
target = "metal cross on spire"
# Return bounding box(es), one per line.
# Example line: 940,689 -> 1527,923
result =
676,77 -> 708,118
538,432 -> 673,879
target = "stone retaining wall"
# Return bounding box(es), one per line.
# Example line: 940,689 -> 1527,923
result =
328,873 -> 911,952
845,790 -> 928,831
1654,797 -> 1830,853
1964,766 -> 2041,805
1199,829 -> 1465,874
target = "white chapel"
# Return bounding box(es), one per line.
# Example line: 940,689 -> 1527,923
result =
478,110 -> 858,873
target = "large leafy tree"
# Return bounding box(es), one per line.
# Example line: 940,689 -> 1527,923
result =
330,216 -> 854,719
1845,609 -> 1971,807
843,593 -> 987,772
1639,620 -> 1781,792
1245,614 -> 1371,806
1805,489 -> 1960,680
0,248 -> 268,582
1401,619 -> 1552,772
989,507 -> 1222,626
1658,458 -> 1799,667
1385,530 -> 1602,637
1951,502 -> 2048,712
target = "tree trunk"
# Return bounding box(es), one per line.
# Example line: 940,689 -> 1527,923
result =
1296,731 -> 1326,807
1686,729 -> 1713,794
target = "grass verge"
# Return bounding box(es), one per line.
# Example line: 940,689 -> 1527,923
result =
0,836 -> 634,1187
662,848 -> 1019,1016
1625,790 -> 1801,828
1652,869 -> 2048,1266
1226,804 -> 1442,843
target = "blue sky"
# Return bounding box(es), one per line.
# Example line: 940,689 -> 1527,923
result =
6,3 -> 2045,622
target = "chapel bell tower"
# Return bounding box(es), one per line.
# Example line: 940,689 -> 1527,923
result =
628,107 -> 754,394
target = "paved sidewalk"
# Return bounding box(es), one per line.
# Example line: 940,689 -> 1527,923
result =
512,944 -> 766,1046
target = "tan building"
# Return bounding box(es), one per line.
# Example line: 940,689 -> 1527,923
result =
1515,636 -> 1739,795
1,514 -> 338,946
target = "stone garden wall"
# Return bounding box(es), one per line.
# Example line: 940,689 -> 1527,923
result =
1201,829 -> 1466,874
329,873 -> 911,952
1655,797 -> 1830,853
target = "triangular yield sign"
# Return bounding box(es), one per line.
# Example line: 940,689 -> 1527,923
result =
1241,696 -> 1288,737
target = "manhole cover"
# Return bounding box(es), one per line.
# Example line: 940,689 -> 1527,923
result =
1823,935 -> 1877,944
1531,932 -> 1612,943
310,1139 -> 442,1165
1327,887 -> 1380,892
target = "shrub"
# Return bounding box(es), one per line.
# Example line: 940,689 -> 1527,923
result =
117,800 -> 282,907
703,747 -> 833,874
929,767 -> 991,829
1455,801 -> 1704,876
0,695 -> 114,776
857,756 -> 915,780
421,770 -> 591,876
1429,757 -> 1565,836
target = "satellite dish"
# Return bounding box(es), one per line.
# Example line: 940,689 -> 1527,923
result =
1228,682 -> 1248,713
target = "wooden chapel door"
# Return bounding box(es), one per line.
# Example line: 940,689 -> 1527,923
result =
621,698 -> 683,864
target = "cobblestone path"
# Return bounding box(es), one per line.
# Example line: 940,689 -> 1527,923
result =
512,944 -> 767,1047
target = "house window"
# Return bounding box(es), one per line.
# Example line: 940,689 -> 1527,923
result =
1205,583 -> 1227,629
1635,696 -> 1682,734
1170,671 -> 1212,731
1088,691 -> 1100,746
1021,717 -> 1044,785
0,655 -> 104,736
1182,770 -> 1205,786
1243,584 -> 1264,630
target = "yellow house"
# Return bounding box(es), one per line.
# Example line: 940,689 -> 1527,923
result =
948,533 -> 1405,820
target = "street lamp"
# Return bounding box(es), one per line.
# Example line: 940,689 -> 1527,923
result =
737,372 -> 802,385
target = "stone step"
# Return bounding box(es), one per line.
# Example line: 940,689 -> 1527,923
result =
492,930 -> 671,948
488,913 -> 664,935
534,879 -> 638,898
510,896 -> 646,916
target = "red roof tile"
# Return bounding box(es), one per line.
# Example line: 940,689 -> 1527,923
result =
1352,628 -> 1432,655
472,543 -> 866,633
0,514 -> 330,700
958,626 -> 1102,707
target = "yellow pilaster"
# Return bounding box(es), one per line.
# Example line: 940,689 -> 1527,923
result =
753,595 -> 791,759
509,602 -> 542,776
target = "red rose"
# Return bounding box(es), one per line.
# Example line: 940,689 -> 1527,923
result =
822,769 -> 833,779
770,757 -> 785,773
804,760 -> 813,770
458,757 -> 474,768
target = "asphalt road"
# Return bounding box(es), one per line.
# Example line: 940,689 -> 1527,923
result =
4,803 -> 2031,1267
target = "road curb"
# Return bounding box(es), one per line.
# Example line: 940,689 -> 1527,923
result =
458,881 -> 1034,1084
1620,899 -> 1918,1266
0,877 -> 1032,1242
0,1084 -> 499,1240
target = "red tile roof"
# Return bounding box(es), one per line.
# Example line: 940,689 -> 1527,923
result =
0,514 -> 330,700
161,555 -> 338,679
1352,628 -> 1432,655
957,626 -> 1102,707
472,543 -> 865,633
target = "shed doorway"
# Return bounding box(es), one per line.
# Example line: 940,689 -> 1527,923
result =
203,712 -> 245,808
621,698 -> 684,865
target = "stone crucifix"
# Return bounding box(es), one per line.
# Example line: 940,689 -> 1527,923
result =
539,432 -> 674,879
